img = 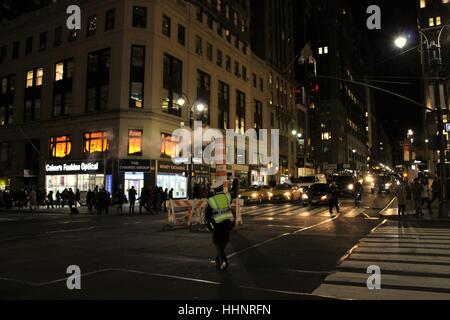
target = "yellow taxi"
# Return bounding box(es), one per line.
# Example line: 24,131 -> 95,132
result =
239,185 -> 271,204
268,184 -> 302,203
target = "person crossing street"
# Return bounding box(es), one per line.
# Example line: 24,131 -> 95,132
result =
204,182 -> 236,271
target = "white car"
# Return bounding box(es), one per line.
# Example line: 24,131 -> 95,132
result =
293,174 -> 327,193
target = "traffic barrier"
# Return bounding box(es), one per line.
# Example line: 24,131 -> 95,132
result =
167,197 -> 243,228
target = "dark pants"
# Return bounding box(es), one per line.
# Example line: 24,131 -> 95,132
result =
329,198 -> 339,214
422,198 -> 432,213
398,205 -> 406,216
129,201 -> 135,214
213,221 -> 232,265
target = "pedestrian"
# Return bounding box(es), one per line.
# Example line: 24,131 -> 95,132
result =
354,180 -> 363,208
231,178 -> 240,200
169,188 -> 174,200
395,181 -> 407,218
163,188 -> 169,212
430,176 -> 441,206
204,181 -> 236,271
412,178 -> 424,216
61,188 -> 68,208
421,179 -> 432,215
56,190 -> 61,208
128,186 -> 137,214
193,183 -> 200,200
75,189 -> 81,207
29,189 -> 38,211
157,187 -> 163,211
86,189 -> 94,212
117,188 -> 125,213
47,191 -> 54,209
67,188 -> 75,212
328,181 -> 340,216
139,187 -> 149,215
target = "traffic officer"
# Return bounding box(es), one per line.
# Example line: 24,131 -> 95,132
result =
204,181 -> 236,271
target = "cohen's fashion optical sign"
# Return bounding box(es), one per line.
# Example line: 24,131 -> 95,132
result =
45,161 -> 102,174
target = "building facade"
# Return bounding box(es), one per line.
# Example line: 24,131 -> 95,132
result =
0,0 -> 300,197
418,0 -> 450,174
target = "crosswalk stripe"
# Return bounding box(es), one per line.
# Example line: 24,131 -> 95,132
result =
359,242 -> 450,249
355,247 -> 450,256
349,253 -> 450,264
340,260 -> 450,276
362,238 -> 450,244
343,209 -> 361,218
299,207 -> 329,217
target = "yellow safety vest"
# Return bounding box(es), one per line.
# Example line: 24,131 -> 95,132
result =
207,193 -> 234,224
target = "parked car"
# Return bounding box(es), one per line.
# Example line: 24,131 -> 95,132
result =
302,183 -> 330,206
238,185 -> 270,204
268,184 -> 302,203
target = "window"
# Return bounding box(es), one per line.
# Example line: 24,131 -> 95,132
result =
234,61 -> 240,77
318,47 -> 323,55
206,42 -> 213,62
25,37 -> 33,56
162,15 -> 171,37
133,6 -> 147,28
54,27 -> 62,47
12,41 -> 19,60
0,142 -> 8,162
260,78 -> 264,92
0,75 -> 14,126
39,32 -> 47,51
196,5 -> 203,22
216,0 -> 222,12
162,53 -> 183,117
252,73 -> 257,88
86,48 -> 110,112
195,36 -> 203,55
429,17 -> 435,27
87,15 -> 97,36
24,69 -> 42,122
130,45 -> 145,108
128,130 -> 143,155
53,59 -> 74,117
242,66 -> 247,80
50,136 -> 71,158
324,46 -> 328,54
197,70 -> 211,124
178,25 -> 186,45
420,0 -> 426,8
254,100 -> 263,131
216,49 -> 223,67
161,133 -> 181,158
225,56 -> 231,72
105,9 -> 115,31
68,30 -> 78,42
207,14 -> 213,29
218,81 -> 229,129
84,131 -> 109,153
26,68 -> 43,88
0,45 -> 6,63
436,16 -> 442,26
321,132 -> 331,141
236,90 -> 246,134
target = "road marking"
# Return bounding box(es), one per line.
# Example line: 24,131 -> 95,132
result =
228,212 -> 342,259
45,226 -> 97,234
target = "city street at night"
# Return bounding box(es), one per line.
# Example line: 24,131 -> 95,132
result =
1,192 -> 450,300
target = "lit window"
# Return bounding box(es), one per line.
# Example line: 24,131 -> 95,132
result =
443,0 -> 449,4
429,17 -> 435,27
84,131 -> 109,153
436,16 -> 442,26
36,68 -> 43,86
161,133 -> 180,158
50,136 -> 71,158
420,0 -> 426,8
318,47 -> 323,55
321,132 -> 331,141
55,62 -> 64,81
128,130 -> 143,155
324,46 -> 328,54
26,70 -> 34,88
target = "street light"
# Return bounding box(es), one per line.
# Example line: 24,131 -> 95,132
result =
394,36 -> 408,49
177,93 -> 207,199
291,129 -> 298,136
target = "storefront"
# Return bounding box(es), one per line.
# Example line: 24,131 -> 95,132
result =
193,164 -> 210,186
45,160 -> 105,195
157,160 -> 187,199
0,177 -> 10,190
118,159 -> 154,199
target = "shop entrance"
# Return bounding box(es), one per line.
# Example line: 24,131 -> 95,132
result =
124,172 -> 144,199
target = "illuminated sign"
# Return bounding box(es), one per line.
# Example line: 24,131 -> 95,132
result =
45,161 -> 103,175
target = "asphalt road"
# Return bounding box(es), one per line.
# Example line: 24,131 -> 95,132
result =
0,192 -> 393,300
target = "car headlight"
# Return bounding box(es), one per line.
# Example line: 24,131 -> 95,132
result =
302,194 -> 309,200
251,193 -> 258,198
300,188 -> 304,193
321,195 -> 328,201
238,195 -> 241,198
348,184 -> 354,191
385,183 -> 391,188
268,192 -> 273,198
284,192 -> 292,198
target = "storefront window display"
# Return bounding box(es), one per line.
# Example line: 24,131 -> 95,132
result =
157,174 -> 187,199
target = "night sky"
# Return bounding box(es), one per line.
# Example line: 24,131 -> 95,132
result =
349,0 -> 422,155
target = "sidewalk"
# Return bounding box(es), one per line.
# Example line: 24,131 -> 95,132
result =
380,198 -> 450,221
